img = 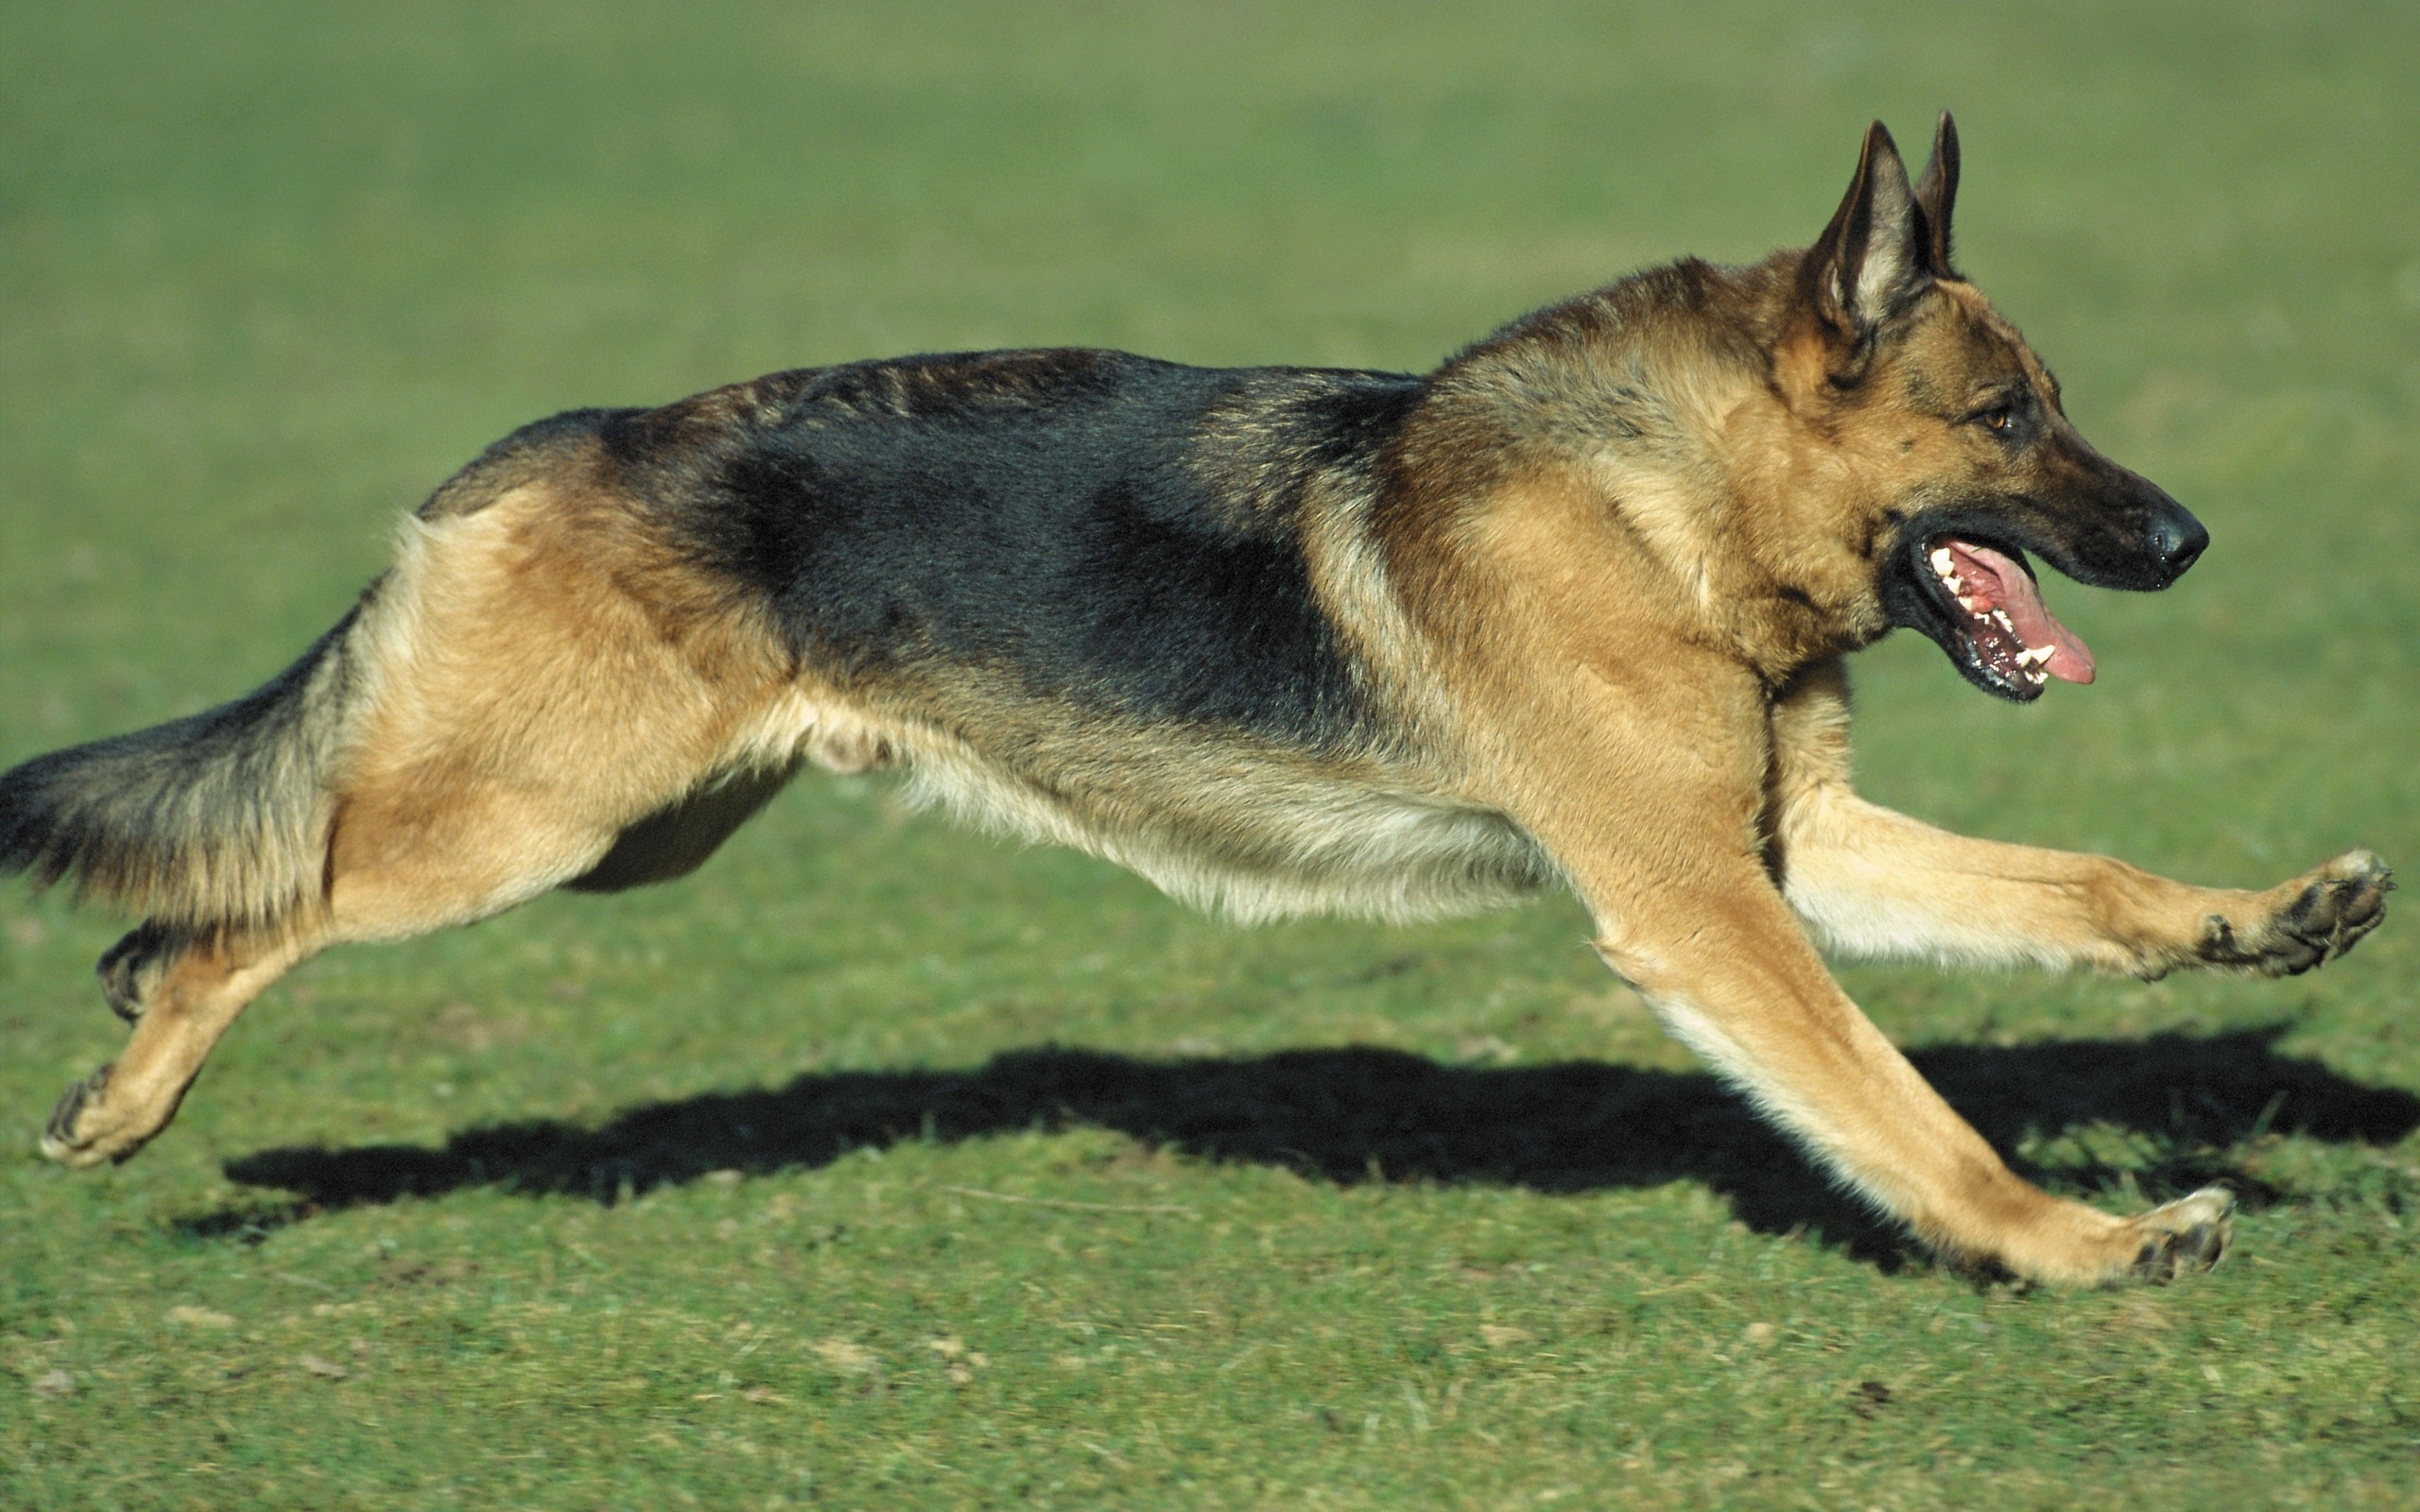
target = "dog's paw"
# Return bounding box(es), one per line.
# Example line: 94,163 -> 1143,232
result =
39,1062 -> 165,1169
2200,850 -> 2391,977
2120,1186 -> 2234,1284
41,1063 -> 116,1168
96,920 -> 184,1025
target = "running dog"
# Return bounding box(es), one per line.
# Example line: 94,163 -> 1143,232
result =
1,115 -> 2389,1284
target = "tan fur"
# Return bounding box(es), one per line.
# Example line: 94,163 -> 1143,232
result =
327,484 -> 785,935
43,927 -> 317,1167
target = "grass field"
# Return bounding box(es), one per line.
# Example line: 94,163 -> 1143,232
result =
5,2 -> 2418,1506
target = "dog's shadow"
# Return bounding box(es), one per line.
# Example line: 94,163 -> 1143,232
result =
206,1024 -> 2418,1267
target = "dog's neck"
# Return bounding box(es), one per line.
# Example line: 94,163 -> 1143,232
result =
1405,254 -> 1891,693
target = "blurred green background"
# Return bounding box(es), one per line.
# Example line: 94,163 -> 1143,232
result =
3,3 -> 2416,1506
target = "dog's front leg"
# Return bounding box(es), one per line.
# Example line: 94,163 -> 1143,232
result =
1494,678 -> 2230,1284
1572,836 -> 2230,1283
1767,661 -> 2391,978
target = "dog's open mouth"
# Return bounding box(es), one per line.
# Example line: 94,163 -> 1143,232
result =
1925,538 -> 2096,693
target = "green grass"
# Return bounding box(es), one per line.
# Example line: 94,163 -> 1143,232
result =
5,2 -> 2419,1505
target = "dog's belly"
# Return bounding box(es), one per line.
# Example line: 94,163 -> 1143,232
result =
901,737 -> 1558,924
717,687 -> 1555,924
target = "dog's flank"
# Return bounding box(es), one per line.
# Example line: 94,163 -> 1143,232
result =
1,115 -> 2388,1288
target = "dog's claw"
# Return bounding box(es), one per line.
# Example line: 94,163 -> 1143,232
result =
2201,850 -> 2391,977
41,1063 -> 114,1168
2125,1186 -> 2235,1284
95,920 -> 184,1025
98,940 -> 149,1024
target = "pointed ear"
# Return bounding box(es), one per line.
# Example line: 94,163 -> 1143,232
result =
1802,120 -> 1927,343
1912,111 -> 1961,278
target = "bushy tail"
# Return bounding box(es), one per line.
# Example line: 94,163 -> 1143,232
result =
0,602 -> 371,933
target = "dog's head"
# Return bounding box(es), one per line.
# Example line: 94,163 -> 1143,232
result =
1768,115 -> 2204,701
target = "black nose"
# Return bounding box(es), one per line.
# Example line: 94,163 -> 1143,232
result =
2150,505 -> 2208,581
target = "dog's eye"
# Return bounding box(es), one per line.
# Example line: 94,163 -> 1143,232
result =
1974,404 -> 2018,437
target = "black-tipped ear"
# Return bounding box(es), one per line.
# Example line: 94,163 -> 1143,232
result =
1912,111 -> 1961,278
1803,120 -> 1927,343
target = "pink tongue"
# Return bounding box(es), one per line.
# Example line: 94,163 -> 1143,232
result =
1947,542 -> 2097,684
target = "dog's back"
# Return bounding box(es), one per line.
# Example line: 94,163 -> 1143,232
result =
604,350 -> 1409,746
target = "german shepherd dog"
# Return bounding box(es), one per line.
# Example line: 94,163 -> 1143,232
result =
1,116 -> 2390,1284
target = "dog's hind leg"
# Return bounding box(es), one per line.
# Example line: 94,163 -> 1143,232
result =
40,759 -> 624,1167
301,488 -> 808,945
44,922 -> 321,1167
1768,662 -> 2391,978
39,480 -> 806,1166
43,749 -> 754,1167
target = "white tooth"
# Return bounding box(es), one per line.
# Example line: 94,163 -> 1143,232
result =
2017,645 -> 2053,667
1930,547 -> 1955,575
2025,668 -> 2048,684
1958,595 -> 1983,612
1943,574 -> 1965,593
1992,610 -> 2016,634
